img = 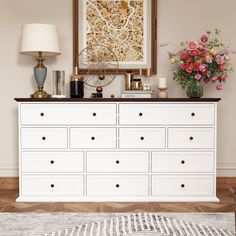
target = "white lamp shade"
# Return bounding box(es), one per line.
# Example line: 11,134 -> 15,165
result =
20,23 -> 60,56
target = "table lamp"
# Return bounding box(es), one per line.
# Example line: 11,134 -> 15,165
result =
20,23 -> 60,98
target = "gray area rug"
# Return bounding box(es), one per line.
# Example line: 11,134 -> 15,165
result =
0,212 -> 234,236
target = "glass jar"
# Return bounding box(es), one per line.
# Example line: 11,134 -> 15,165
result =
52,70 -> 66,98
132,78 -> 142,90
186,80 -> 203,98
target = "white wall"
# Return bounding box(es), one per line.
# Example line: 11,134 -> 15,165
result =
0,0 -> 236,176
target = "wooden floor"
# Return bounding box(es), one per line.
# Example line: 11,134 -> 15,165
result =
0,189 -> 235,212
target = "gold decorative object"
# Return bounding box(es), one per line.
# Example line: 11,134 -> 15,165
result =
78,44 -> 119,96
96,86 -> 103,93
125,70 -> 134,90
145,68 -> 152,91
98,73 -> 105,81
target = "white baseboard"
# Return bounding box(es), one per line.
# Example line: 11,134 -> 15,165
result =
0,164 -> 18,177
217,164 -> 236,177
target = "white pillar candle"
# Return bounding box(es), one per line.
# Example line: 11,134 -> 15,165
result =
159,77 -> 167,89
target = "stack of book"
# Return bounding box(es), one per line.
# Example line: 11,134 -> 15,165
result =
122,90 -> 155,98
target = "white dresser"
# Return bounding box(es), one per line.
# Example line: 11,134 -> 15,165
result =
15,98 -> 220,202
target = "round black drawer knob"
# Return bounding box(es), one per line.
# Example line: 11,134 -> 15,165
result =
91,137 -> 95,141
116,160 -> 120,164
93,113 -> 96,117
140,137 -> 144,141
181,184 -> 185,188
181,160 -> 185,164
50,160 -> 54,164
42,137 -> 46,141
51,184 -> 54,188
116,184 -> 120,188
189,136 -> 193,141
40,113 -> 44,117
139,113 -> 143,117
191,113 -> 195,117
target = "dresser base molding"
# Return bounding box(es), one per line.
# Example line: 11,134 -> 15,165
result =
16,196 -> 220,203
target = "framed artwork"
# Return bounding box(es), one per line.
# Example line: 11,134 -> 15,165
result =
73,0 -> 157,74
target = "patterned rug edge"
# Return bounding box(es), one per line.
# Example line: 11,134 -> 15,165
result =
42,212 -> 235,236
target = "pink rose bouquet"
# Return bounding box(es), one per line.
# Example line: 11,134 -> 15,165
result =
168,29 -> 232,91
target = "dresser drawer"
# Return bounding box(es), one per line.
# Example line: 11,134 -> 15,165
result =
119,103 -> 215,125
22,175 -> 83,196
21,128 -> 67,149
21,152 -> 83,173
152,175 -> 214,196
70,128 -> 116,149
20,103 -> 116,125
119,128 -> 165,149
168,128 -> 214,149
87,152 -> 148,173
87,175 -> 148,196
152,152 -> 214,173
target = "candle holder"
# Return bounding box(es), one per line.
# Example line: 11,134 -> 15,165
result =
158,88 -> 168,98
146,68 -> 152,91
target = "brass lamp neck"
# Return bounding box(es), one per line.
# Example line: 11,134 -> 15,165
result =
36,51 -> 45,68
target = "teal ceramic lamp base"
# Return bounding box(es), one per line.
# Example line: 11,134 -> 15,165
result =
31,52 -> 51,99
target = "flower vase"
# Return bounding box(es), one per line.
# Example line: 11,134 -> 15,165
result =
186,80 -> 203,98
